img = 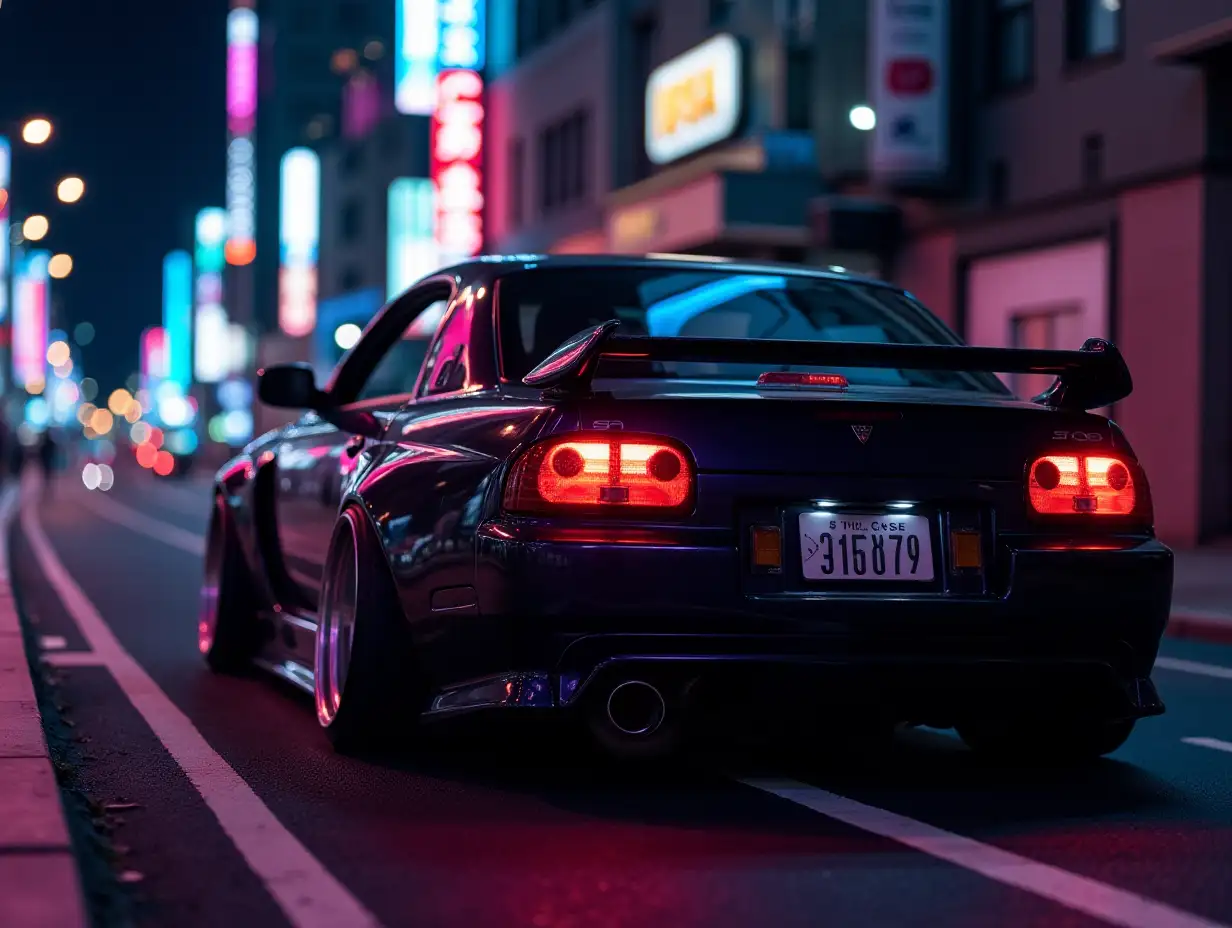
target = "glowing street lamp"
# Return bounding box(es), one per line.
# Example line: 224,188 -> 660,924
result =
56,176 -> 84,204
22,215 -> 49,241
21,118 -> 52,146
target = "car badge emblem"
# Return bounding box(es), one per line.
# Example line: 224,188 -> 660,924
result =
851,425 -> 873,444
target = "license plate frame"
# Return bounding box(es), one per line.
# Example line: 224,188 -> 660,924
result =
798,511 -> 936,582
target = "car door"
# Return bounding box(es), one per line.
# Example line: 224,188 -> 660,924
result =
270,281 -> 454,613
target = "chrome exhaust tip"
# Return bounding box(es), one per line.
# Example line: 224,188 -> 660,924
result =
605,680 -> 666,736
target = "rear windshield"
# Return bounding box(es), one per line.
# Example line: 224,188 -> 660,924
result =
496,267 -> 1006,393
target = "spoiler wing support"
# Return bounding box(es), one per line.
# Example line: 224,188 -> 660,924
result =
522,321 -> 1132,411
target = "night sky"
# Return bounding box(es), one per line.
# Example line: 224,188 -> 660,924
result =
0,0 -> 228,393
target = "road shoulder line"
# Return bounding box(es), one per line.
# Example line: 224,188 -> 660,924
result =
740,777 -> 1230,928
0,481 -> 88,927
20,476 -> 382,928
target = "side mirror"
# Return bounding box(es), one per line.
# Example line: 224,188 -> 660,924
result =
258,363 -> 323,410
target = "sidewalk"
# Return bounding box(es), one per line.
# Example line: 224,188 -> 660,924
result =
0,481 -> 87,926
1169,548 -> 1232,645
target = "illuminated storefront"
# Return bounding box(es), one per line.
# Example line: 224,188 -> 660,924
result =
605,34 -> 818,260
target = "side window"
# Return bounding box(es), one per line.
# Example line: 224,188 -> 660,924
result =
418,299 -> 473,397
357,300 -> 447,401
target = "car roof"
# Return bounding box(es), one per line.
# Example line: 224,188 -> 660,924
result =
438,253 -> 905,294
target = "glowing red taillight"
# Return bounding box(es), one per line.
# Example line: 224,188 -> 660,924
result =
1027,454 -> 1139,516
756,371 -> 849,389
503,435 -> 694,514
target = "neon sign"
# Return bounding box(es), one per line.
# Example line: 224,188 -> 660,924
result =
194,207 -> 230,383
387,178 -> 437,300
278,148 -> 320,336
431,69 -> 484,261
162,250 -> 193,391
395,1 -> 440,116
140,326 -> 169,396
0,136 -> 9,330
13,251 -> 49,390
225,7 -> 258,266
439,0 -> 485,70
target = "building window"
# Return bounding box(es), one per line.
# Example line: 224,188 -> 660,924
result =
1066,0 -> 1122,62
341,200 -> 363,242
988,159 -> 1008,207
632,19 -> 657,182
989,0 -> 1033,92
538,111 -> 591,215
1082,133 -> 1104,186
509,138 -> 525,227
785,46 -> 812,132
1011,306 -> 1078,398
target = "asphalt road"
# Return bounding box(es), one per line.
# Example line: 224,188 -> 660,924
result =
13,465 -> 1232,928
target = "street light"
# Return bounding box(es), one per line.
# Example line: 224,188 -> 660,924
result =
22,214 -> 48,241
48,253 -> 72,279
56,176 -> 84,204
21,118 -> 52,146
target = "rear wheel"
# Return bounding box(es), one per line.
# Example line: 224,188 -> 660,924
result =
315,506 -> 424,754
199,493 -> 260,673
956,717 -> 1135,762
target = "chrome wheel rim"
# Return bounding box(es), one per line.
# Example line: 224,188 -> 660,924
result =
198,499 -> 225,656
315,518 -> 359,727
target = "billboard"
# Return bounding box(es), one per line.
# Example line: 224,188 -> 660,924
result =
226,7 -> 258,265
194,207 -> 230,383
162,250 -> 193,390
278,147 -> 320,337
387,178 -> 436,300
12,250 -> 49,390
645,34 -> 743,166
395,0 -> 440,116
431,69 -> 484,264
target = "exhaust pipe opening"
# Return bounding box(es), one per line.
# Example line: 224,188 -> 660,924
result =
605,680 -> 666,736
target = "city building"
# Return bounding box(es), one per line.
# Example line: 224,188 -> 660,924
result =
817,0 -> 1231,547
482,0 -> 1232,546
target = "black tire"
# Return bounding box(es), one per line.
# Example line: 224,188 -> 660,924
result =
199,493 -> 260,673
956,717 -> 1136,762
315,506 -> 425,754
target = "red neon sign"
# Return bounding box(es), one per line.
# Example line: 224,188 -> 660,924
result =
430,69 -> 484,258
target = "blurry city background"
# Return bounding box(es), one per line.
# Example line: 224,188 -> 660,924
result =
0,0 -> 1229,547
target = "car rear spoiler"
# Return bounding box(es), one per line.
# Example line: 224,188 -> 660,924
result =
521,319 -> 1133,410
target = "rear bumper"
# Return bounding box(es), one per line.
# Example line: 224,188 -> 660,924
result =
425,534 -> 1172,724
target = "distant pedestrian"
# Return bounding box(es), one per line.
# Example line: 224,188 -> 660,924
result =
38,430 -> 58,497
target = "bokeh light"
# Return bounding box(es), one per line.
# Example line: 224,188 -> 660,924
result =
335,323 -> 362,350
89,407 -> 115,435
82,462 -> 102,491
53,360 -> 73,379
130,421 -> 151,444
26,378 -> 45,396
75,323 -> 95,346
21,118 -> 52,145
107,388 -> 133,417
135,442 -> 157,469
153,450 -> 175,476
56,177 -> 85,204
77,403 -> 97,426
22,215 -> 49,242
98,464 -> 115,491
48,254 -> 73,279
46,341 -> 70,367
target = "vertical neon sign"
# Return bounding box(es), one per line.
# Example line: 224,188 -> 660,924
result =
395,1 -> 440,116
140,326 -> 169,396
387,178 -> 437,300
194,207 -> 230,383
226,6 -> 258,266
278,148 -> 321,337
430,0 -> 486,264
13,251 -> 49,390
0,136 -> 9,326
163,250 -> 193,390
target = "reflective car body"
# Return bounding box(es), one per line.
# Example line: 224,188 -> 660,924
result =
204,255 -> 1172,758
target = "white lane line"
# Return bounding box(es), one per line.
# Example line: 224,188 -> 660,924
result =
77,489 -> 205,555
741,778 -> 1229,928
39,635 -> 68,650
1182,737 -> 1232,755
1154,656 -> 1232,680
21,484 -> 381,928
43,652 -> 103,667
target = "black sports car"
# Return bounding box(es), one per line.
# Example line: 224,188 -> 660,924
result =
200,255 -> 1172,760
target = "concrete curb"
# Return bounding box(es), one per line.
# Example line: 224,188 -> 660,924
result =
1167,610 -> 1232,646
0,482 -> 88,927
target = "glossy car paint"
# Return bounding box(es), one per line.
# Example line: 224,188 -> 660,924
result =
215,255 -> 1172,729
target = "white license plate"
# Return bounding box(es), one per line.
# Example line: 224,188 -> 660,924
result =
798,511 -> 935,581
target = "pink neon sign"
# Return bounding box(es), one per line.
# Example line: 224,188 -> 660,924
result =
227,46 -> 257,134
